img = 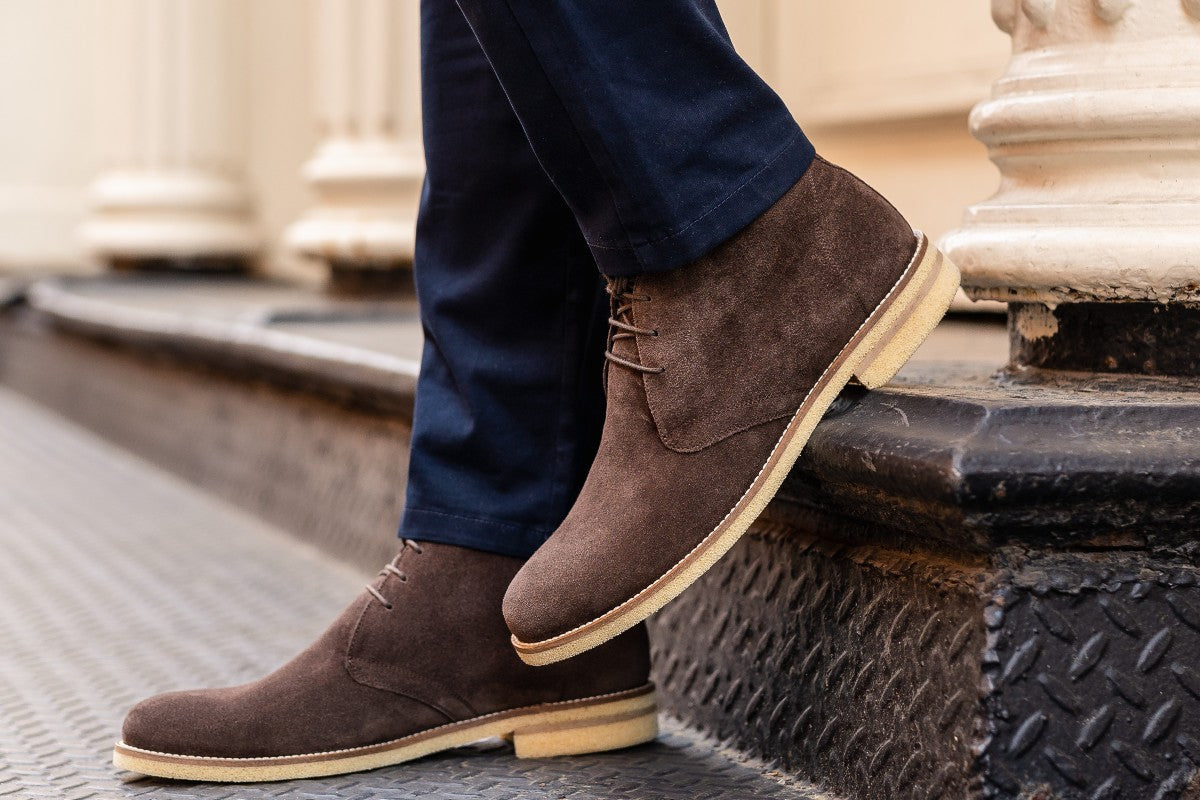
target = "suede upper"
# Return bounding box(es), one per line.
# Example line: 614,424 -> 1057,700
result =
503,337 -> 790,643
633,157 -> 918,453
503,158 -> 919,645
122,543 -> 650,759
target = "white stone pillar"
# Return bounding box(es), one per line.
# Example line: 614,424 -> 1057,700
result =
81,0 -> 258,269
285,0 -> 424,277
941,0 -> 1200,304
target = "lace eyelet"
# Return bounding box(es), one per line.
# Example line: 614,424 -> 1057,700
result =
652,329 -> 659,337
384,602 -> 394,610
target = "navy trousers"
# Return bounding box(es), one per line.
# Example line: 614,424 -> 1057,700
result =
398,0 -> 814,558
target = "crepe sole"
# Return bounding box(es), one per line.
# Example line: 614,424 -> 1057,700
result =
113,684 -> 658,782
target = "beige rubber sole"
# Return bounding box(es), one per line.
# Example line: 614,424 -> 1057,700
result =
513,235 -> 961,667
112,684 -> 657,783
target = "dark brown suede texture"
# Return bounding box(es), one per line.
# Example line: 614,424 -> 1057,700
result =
503,349 -> 789,643
122,543 -> 650,758
636,157 -> 917,452
503,157 -> 920,645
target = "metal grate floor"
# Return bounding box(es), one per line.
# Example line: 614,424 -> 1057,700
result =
0,388 -> 819,800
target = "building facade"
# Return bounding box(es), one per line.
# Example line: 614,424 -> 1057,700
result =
0,0 -> 1009,285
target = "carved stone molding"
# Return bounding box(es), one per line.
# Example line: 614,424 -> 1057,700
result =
941,0 -> 1200,304
1094,0 -> 1134,22
285,0 -> 423,278
80,0 -> 258,267
1021,0 -> 1057,27
993,0 -> 1021,32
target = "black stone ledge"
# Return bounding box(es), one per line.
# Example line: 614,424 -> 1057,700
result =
22,276 -> 420,418
785,363 -> 1200,552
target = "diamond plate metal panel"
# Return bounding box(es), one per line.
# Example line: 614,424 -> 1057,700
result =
983,560 -> 1200,799
648,524 -> 988,800
0,389 -> 820,800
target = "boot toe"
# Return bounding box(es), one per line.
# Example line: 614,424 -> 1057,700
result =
502,539 -> 622,644
121,689 -> 230,757
502,559 -> 563,644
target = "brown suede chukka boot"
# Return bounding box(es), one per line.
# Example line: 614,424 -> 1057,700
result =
114,542 -> 655,782
503,157 -> 960,666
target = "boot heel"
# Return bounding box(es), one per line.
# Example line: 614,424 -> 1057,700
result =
510,688 -> 658,759
853,245 -> 961,389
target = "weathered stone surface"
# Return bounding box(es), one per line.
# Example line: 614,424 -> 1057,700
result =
787,366 -> 1200,551
1010,301 -> 1200,376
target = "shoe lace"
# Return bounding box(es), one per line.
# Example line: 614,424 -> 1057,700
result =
605,278 -> 664,375
365,539 -> 423,609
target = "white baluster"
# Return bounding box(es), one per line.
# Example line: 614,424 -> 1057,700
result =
81,0 -> 258,269
285,0 -> 423,283
942,0 -> 1200,304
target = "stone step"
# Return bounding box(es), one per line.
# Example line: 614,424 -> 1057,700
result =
0,386 -> 822,800
5,275 -> 1200,800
